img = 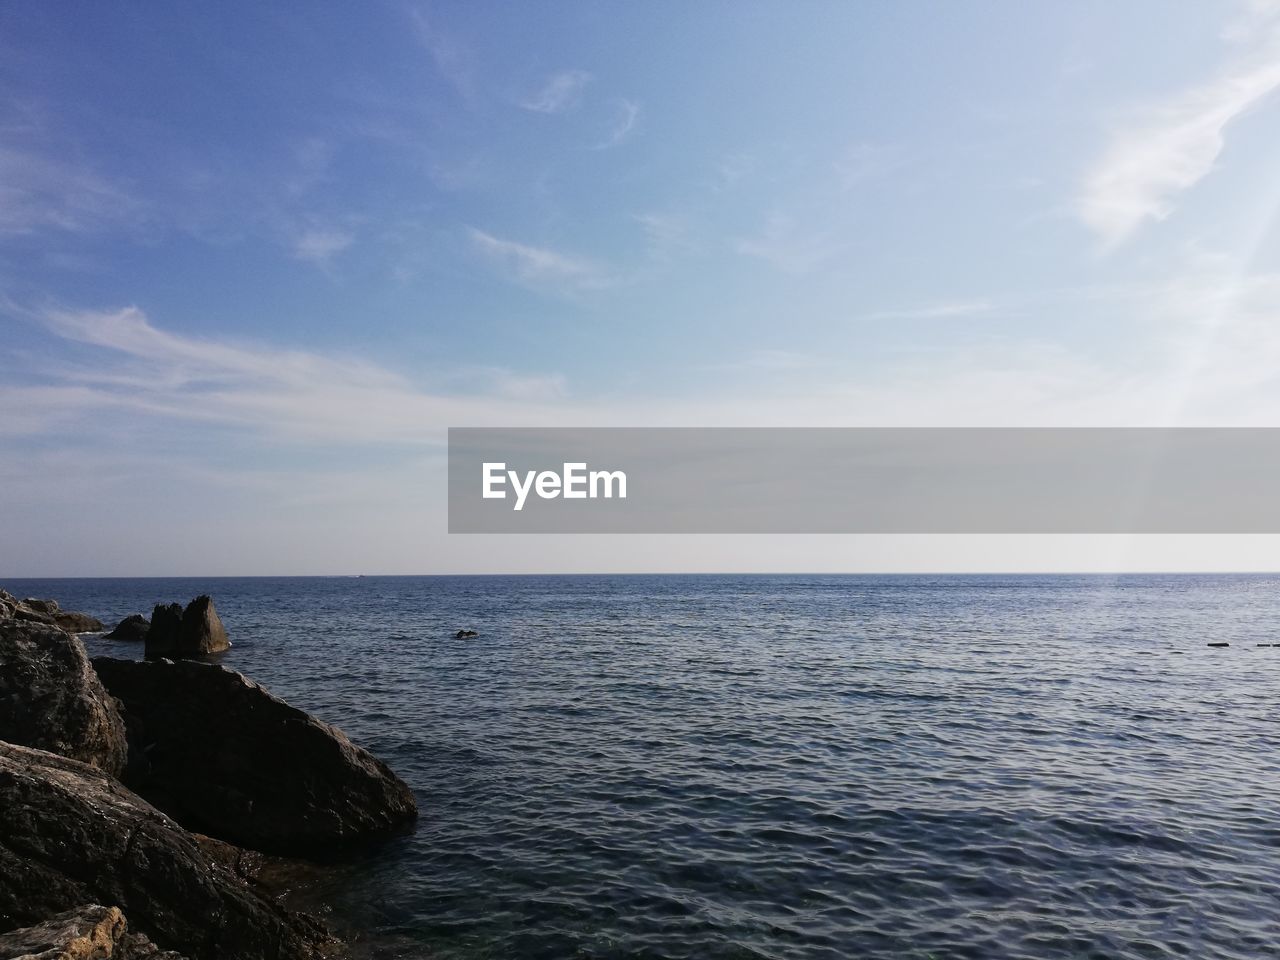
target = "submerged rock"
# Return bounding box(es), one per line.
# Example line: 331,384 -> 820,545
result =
144,597 -> 228,659
454,629 -> 478,638
0,621 -> 127,777
0,741 -> 333,960
0,904 -> 187,960
92,658 -> 418,858
106,615 -> 150,643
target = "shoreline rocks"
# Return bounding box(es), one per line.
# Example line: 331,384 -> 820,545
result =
145,597 -> 230,659
0,904 -> 187,960
106,614 -> 150,642
93,657 -> 418,858
0,591 -> 103,634
0,620 -> 127,777
0,741 -> 335,960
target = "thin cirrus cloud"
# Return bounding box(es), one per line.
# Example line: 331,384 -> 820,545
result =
467,227 -> 614,292
29,306 -> 572,445
519,70 -> 591,113
293,227 -> 354,265
594,99 -> 640,149
1077,49 -> 1280,247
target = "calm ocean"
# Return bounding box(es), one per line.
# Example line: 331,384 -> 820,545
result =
9,573 -> 1280,959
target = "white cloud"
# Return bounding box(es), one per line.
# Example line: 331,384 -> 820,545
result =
859,300 -> 995,322
594,99 -> 639,148
733,213 -> 842,275
293,228 -> 353,264
0,144 -> 140,236
30,306 -> 572,444
520,70 -> 591,114
467,227 -> 612,291
1078,24 -> 1280,247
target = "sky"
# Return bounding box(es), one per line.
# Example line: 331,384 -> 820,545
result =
5,1 -> 1280,575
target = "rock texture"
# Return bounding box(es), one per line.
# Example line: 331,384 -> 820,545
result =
0,742 -> 333,960
0,621 -> 127,777
105,616 -> 149,643
0,904 -> 187,960
92,658 -> 418,857
144,598 -> 229,659
0,592 -> 104,634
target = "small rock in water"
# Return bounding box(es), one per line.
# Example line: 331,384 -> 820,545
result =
1207,641 -> 1230,647
145,596 -> 230,658
107,613 -> 150,642
455,629 -> 479,639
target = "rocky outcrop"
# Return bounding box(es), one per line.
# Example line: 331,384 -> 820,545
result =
105,616 -> 149,642
0,904 -> 187,959
105,616 -> 149,647
51,612 -> 106,634
0,621 -> 127,777
0,742 -> 334,960
144,598 -> 229,659
92,658 -> 418,858
0,592 -> 104,634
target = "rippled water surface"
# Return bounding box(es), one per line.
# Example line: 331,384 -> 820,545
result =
12,573 -> 1280,959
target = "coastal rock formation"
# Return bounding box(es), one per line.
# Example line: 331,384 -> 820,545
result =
0,741 -> 333,960
0,592 -> 104,634
106,615 -> 150,642
455,629 -> 478,638
144,597 -> 229,658
51,611 -> 106,634
0,621 -> 127,777
0,904 -> 188,960
92,658 -> 418,858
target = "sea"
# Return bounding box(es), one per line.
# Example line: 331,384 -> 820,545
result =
8,573 -> 1280,960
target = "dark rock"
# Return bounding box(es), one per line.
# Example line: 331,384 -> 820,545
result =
106,615 -> 150,643
21,598 -> 60,615
0,621 -> 127,776
454,629 -> 478,638
180,597 -> 228,654
1207,641 -> 1230,647
11,605 -> 56,625
143,605 -> 183,658
0,742 -> 334,960
52,612 -> 106,634
145,598 -> 228,659
92,658 -> 418,857
0,904 -> 188,959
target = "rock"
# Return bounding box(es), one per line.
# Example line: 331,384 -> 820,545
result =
0,621 -> 127,777
179,597 -> 228,654
0,596 -> 102,634
454,630 -> 478,638
0,742 -> 334,960
0,904 -> 188,959
11,606 -> 56,626
92,658 -> 418,857
105,616 -> 150,643
51,612 -> 105,634
1207,641 -> 1230,647
144,599 -> 228,659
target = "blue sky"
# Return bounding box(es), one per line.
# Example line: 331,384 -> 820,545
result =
5,1 -> 1280,575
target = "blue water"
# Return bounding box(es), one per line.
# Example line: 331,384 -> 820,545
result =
8,573 -> 1280,960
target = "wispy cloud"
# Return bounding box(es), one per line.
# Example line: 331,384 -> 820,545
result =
26,306 -> 571,444
733,213 -> 842,275
594,99 -> 639,148
409,6 -> 478,103
1077,13 -> 1280,247
519,70 -> 591,114
858,300 -> 995,323
0,144 -> 141,236
293,227 -> 353,265
467,227 -> 613,292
